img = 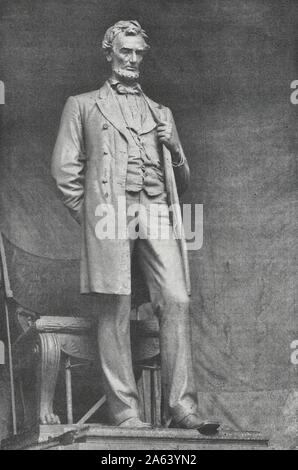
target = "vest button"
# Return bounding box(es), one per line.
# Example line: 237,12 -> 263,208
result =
102,123 -> 109,130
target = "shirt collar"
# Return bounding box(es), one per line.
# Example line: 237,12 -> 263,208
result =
109,77 -> 142,95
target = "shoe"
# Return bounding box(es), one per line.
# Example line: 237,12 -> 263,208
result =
119,417 -> 152,428
174,414 -> 220,435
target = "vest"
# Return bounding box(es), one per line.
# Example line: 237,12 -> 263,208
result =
113,89 -> 166,196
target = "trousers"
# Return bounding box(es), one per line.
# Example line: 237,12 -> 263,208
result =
97,190 -> 197,424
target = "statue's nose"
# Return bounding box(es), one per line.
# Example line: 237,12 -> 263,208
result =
130,51 -> 137,63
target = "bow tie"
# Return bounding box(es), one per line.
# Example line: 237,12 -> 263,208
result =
114,83 -> 141,95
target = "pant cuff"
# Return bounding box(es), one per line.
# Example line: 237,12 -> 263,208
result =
170,403 -> 198,424
113,409 -> 140,426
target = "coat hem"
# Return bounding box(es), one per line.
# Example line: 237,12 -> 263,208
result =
80,287 -> 131,296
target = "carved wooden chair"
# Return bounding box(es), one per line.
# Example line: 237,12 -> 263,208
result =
0,232 -> 161,434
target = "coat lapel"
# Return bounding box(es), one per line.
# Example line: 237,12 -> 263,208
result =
95,81 -> 129,141
141,94 -> 164,125
95,84 -> 168,139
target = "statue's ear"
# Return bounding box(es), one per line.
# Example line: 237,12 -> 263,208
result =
106,49 -> 113,63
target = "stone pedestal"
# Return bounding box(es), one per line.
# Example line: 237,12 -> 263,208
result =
1,424 -> 269,450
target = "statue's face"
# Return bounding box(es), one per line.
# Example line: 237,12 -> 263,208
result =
107,33 -> 147,83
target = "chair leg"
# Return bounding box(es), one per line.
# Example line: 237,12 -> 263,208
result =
141,367 -> 152,423
36,333 -> 61,425
150,366 -> 162,427
153,367 -> 162,426
150,368 -> 156,425
139,364 -> 162,426
65,357 -> 73,424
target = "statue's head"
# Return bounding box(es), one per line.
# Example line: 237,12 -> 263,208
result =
102,20 -> 150,83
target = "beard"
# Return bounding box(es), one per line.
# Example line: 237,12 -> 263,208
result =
113,67 -> 140,83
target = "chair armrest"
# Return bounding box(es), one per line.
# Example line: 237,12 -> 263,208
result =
35,316 -> 93,333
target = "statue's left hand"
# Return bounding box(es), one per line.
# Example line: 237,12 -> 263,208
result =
156,121 -> 180,156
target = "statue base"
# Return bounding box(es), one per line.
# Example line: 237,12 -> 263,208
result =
1,424 -> 269,450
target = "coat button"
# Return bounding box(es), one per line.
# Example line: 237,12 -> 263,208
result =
102,123 -> 109,130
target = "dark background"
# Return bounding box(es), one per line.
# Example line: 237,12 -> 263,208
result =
0,0 -> 297,445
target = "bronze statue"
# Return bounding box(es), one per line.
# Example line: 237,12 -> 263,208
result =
52,20 -> 219,434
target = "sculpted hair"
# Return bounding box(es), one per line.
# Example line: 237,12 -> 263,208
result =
102,20 -> 150,55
